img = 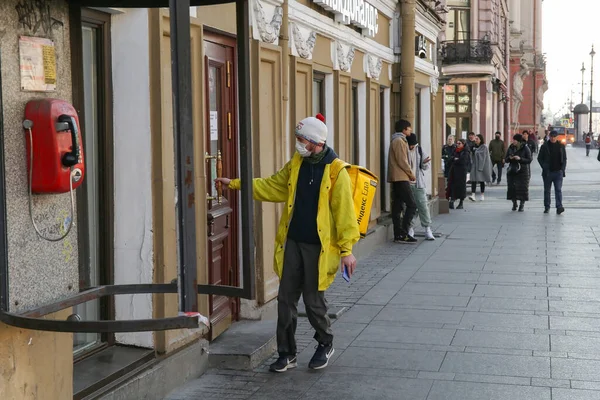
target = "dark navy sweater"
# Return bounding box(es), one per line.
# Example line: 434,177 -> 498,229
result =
287,147 -> 338,245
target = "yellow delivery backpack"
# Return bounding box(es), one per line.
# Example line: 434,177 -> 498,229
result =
329,158 -> 379,238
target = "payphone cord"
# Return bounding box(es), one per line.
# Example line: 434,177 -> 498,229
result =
26,127 -> 75,242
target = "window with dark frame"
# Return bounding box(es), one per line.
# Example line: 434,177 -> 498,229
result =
351,82 -> 359,165
445,84 -> 472,114
379,87 -> 388,212
445,84 -> 472,139
446,8 -> 470,42
312,72 -> 325,117
414,91 -> 421,138
73,7 -> 115,357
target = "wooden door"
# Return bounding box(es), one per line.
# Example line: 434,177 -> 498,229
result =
204,33 -> 239,340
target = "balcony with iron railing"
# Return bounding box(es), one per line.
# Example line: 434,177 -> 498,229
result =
440,39 -> 494,65
439,39 -> 497,77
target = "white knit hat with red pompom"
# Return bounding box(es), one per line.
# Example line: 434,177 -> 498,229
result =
295,114 -> 328,144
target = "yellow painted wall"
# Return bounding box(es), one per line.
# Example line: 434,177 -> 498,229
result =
351,50 -> 366,81
334,72 -> 353,161
374,15 -> 390,47
0,310 -> 73,399
379,62 -> 391,87
431,90 -> 444,196
193,5 -> 236,34
313,34 -> 333,71
415,70 -> 431,87
251,42 -> 284,305
367,80 -> 381,219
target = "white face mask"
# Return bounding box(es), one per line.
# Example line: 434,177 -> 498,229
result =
295,141 -> 312,157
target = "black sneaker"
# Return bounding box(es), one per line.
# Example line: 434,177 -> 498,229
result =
544,208 -> 550,214
308,343 -> 334,370
557,207 -> 565,215
394,235 -> 418,244
449,201 -> 455,209
269,355 -> 297,373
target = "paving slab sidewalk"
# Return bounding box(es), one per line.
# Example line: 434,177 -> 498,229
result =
165,147 -> 600,400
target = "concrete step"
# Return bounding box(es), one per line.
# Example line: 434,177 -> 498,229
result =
208,320 -> 276,370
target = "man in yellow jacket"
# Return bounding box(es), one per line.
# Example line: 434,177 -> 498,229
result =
216,115 -> 360,373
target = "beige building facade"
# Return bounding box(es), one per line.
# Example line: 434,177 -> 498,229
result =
440,0 -> 511,143
0,0 -> 451,397
1,0 -> 399,398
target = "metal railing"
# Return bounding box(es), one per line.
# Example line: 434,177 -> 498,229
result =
440,39 -> 494,65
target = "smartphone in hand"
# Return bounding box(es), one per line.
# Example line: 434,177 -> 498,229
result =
342,265 -> 350,282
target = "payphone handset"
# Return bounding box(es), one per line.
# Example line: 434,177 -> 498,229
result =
23,99 -> 85,242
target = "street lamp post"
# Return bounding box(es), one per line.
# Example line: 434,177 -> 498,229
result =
590,45 -> 595,134
581,62 -> 586,104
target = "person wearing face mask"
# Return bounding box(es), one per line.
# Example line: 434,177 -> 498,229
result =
215,114 -> 360,373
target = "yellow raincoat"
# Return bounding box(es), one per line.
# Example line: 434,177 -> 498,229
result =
229,153 -> 360,291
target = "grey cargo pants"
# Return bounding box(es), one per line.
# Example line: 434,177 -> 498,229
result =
277,239 -> 333,356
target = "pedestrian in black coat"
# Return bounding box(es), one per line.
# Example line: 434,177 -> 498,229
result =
447,139 -> 471,210
505,133 -> 532,212
442,135 -> 456,178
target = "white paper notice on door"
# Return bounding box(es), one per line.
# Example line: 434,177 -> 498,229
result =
210,111 -> 218,141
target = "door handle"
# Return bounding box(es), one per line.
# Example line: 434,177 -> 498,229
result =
206,150 -> 223,204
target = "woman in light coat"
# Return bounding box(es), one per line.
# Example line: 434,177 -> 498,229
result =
468,134 -> 493,202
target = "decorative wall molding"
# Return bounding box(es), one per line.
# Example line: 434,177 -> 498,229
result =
429,76 -> 439,96
415,56 -> 438,78
333,41 -> 355,72
251,0 -> 284,44
365,54 -> 383,80
288,0 -> 394,63
290,23 -> 317,59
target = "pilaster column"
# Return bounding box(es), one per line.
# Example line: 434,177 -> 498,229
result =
510,0 -> 520,32
400,0 -> 416,124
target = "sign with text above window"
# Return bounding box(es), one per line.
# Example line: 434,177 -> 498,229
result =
313,0 -> 379,38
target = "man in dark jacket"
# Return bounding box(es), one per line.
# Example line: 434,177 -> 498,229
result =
466,132 -> 477,153
538,130 -> 567,214
387,119 -> 418,244
489,132 -> 505,184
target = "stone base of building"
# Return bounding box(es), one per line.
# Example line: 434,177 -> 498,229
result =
96,340 -> 209,400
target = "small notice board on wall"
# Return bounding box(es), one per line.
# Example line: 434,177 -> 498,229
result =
19,36 -> 57,92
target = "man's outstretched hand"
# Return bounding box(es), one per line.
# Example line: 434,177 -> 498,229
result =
215,177 -> 231,187
341,254 -> 357,277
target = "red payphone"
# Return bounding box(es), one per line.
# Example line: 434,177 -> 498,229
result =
23,99 -> 85,241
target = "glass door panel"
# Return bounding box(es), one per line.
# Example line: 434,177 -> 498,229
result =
74,24 -> 101,354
